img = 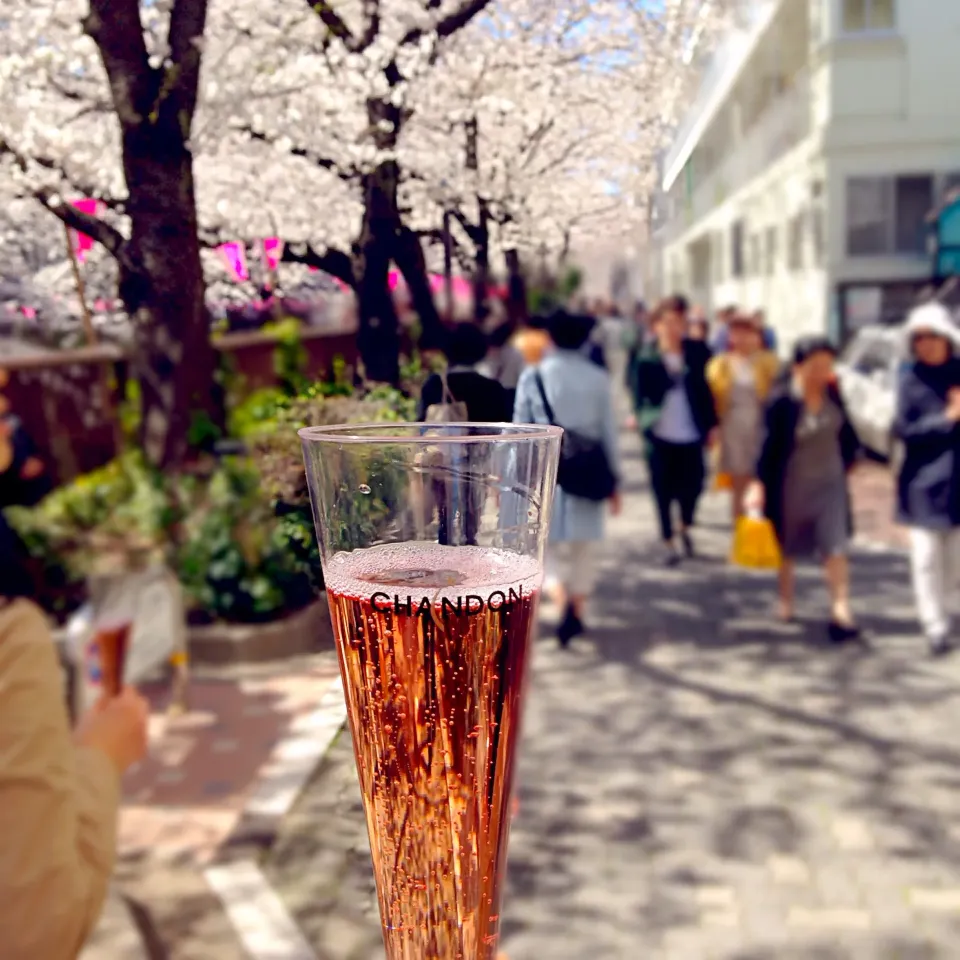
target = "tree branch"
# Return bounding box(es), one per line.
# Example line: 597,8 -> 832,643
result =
84,0 -> 158,126
237,126 -> 359,181
0,134 -> 129,261
306,0 -> 379,53
358,0 -> 381,50
0,132 -> 127,214
37,190 -> 129,262
166,0 -> 211,127
450,208 -> 482,245
281,243 -> 356,287
403,0 -> 494,46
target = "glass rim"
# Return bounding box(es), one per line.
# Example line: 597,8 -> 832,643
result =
298,421 -> 563,445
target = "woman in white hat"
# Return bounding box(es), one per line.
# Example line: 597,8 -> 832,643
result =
895,301 -> 960,656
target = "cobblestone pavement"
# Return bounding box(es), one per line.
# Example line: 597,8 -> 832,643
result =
265,428 -> 960,960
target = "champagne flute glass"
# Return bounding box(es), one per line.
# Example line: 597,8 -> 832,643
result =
301,422 -> 561,960
91,579 -> 136,698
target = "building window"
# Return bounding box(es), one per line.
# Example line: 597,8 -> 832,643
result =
940,172 -> 960,202
788,214 -> 805,271
894,176 -> 934,254
842,0 -> 895,33
712,231 -> 726,283
731,220 -> 745,278
749,234 -> 762,276
846,174 -> 933,257
847,177 -> 889,255
764,225 -> 778,275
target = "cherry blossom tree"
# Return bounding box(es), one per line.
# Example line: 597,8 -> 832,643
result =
0,0 -> 730,443
214,0 -> 508,382
0,0 -> 216,468
402,0 -> 731,312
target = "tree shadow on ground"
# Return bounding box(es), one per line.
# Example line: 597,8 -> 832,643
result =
503,435 -> 960,958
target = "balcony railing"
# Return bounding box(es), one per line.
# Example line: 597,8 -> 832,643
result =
682,70 -> 811,227
662,0 -> 781,190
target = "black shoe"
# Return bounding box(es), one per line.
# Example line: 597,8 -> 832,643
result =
828,621 -> 861,644
929,635 -> 953,658
557,603 -> 584,648
680,530 -> 695,558
661,543 -> 682,567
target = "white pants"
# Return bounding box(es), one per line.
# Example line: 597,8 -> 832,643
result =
909,527 -> 960,641
547,542 -> 598,598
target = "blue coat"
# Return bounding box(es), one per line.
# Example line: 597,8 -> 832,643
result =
514,349 -> 619,543
895,359 -> 960,529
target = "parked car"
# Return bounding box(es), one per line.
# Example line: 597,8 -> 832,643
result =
836,325 -> 905,464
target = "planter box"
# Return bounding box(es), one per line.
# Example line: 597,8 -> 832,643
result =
187,594 -> 334,665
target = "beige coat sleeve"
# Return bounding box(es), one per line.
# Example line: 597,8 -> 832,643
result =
0,600 -> 121,960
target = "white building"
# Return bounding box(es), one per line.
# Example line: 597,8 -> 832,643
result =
651,0 -> 960,350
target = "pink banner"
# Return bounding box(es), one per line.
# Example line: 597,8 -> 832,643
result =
263,237 -> 283,272
71,198 -> 102,263
219,241 -> 249,281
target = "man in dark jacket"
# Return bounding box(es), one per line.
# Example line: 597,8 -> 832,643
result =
629,296 -> 717,564
418,324 -> 511,423
895,302 -> 960,656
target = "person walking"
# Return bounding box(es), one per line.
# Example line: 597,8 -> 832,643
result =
514,309 -> 621,646
687,305 -> 710,344
512,314 -> 552,367
418,324 -> 510,546
706,312 -> 781,523
629,296 -> 717,565
477,321 -> 525,415
709,305 -> 738,354
894,302 -> 960,656
418,324 -> 512,424
745,335 -> 861,640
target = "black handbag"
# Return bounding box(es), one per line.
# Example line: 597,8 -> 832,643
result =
534,370 -> 616,501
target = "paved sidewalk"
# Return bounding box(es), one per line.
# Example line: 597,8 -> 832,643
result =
849,460 -> 907,551
265,429 -> 960,959
88,655 -> 340,959
120,655 -> 341,865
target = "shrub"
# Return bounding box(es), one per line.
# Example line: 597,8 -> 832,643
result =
5,378 -> 419,624
172,459 -> 315,623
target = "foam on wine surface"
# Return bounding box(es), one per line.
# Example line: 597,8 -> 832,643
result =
324,541 -> 542,601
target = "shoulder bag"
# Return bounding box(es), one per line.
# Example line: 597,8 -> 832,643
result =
534,369 -> 616,502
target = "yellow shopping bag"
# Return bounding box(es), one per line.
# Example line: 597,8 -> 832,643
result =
730,513 -> 781,569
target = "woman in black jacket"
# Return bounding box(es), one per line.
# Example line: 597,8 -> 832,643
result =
895,303 -> 960,655
746,336 -> 861,641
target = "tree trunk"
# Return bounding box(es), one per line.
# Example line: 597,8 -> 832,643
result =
355,94 -> 445,381
118,125 -> 217,468
504,249 -> 527,328
472,200 -> 490,323
464,117 -> 489,323
355,147 -> 403,384
394,225 -> 445,349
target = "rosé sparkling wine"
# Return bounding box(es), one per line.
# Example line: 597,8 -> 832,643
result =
95,620 -> 131,697
325,542 -> 541,960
